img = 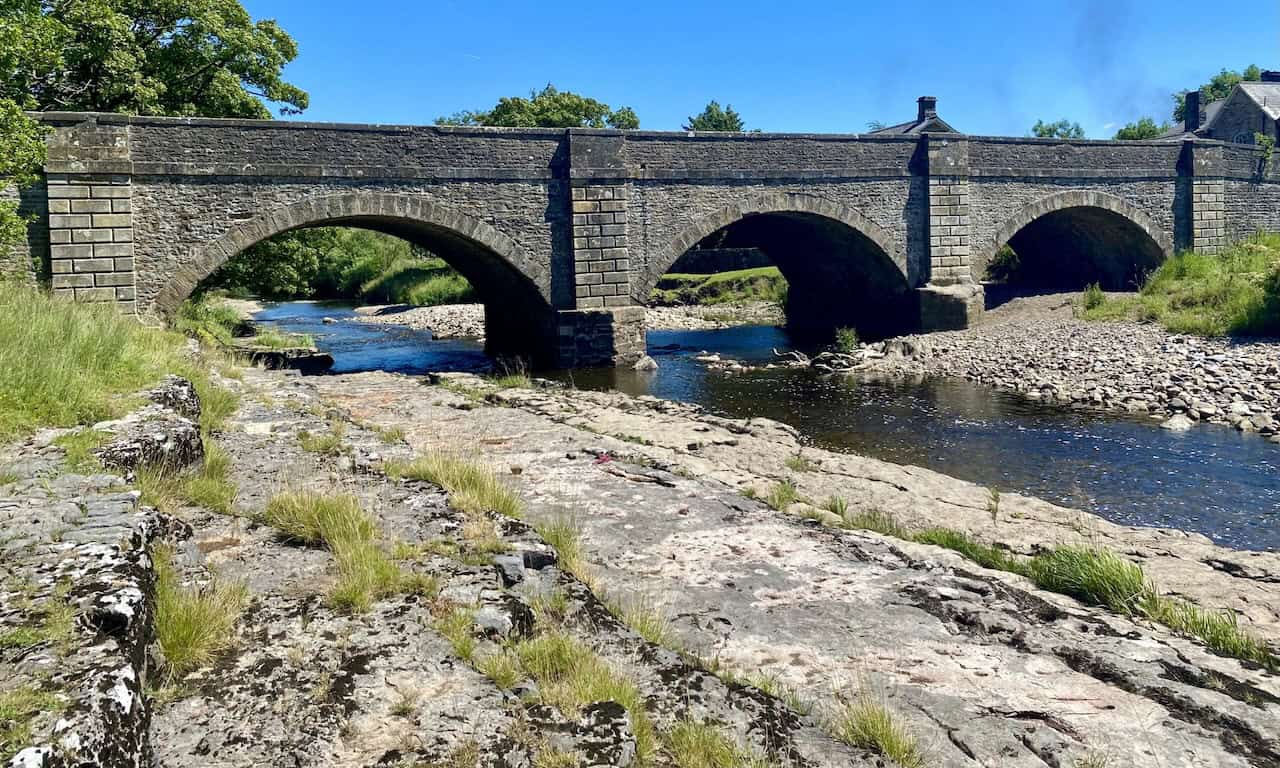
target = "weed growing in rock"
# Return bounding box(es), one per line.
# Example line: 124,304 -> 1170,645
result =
477,650 -> 522,690
611,593 -> 673,647
1027,546 -> 1150,615
387,452 -> 523,519
1081,282 -> 1107,311
829,690 -> 924,768
1141,597 -> 1275,668
514,629 -> 657,762
764,480 -> 799,511
534,515 -> 594,587
913,528 -> 1026,574
435,605 -> 478,662
0,466 -> 17,485
390,687 -> 420,717
53,429 -> 112,473
0,581 -> 75,655
987,487 -> 1001,522
784,453 -> 817,473
138,442 -> 238,516
838,508 -> 910,539
262,490 -> 408,613
152,543 -> 248,683
376,425 -> 406,444
298,421 -> 348,456
533,750 -> 581,768
747,672 -> 813,716
0,686 -> 60,761
823,495 -> 848,517
666,719 -> 770,768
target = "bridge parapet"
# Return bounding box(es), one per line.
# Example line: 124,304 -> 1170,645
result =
19,113 -> 1280,366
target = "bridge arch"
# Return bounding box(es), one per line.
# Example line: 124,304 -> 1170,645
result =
154,192 -> 554,360
976,191 -> 1173,290
641,193 -> 911,337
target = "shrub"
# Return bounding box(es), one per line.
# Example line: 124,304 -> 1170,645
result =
834,327 -> 859,354
1081,282 -> 1106,310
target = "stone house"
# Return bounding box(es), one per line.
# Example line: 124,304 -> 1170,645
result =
1164,72 -> 1280,143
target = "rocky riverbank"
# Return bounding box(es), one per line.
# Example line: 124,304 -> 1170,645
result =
772,294 -> 1280,440
5,363 -> 1279,767
351,301 -> 784,339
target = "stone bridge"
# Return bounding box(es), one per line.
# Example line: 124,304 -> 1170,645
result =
9,112 -> 1280,366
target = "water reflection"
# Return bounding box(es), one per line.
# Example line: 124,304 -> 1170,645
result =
256,305 -> 1280,551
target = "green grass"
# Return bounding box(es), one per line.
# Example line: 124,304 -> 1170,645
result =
435,605 -> 478,662
834,509 -> 1278,670
784,453 -> 818,473
666,720 -> 769,768
1026,546 -> 1149,614
823,495 -> 849,517
175,295 -> 245,346
386,452 -> 523,519
53,428 -> 111,473
534,514 -> 592,585
152,543 -> 247,682
829,691 -> 924,768
611,594 -> 674,647
477,649 -> 522,689
137,443 -> 237,516
298,421 -> 348,456
764,480 -> 800,511
514,629 -> 657,762
0,686 -> 61,762
359,256 -> 476,307
1081,234 -> 1280,336
374,425 -> 406,444
651,266 -> 788,307
261,490 -> 406,613
247,327 -> 314,349
0,581 -> 75,655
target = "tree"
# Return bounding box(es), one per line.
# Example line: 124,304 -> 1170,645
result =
1114,117 -> 1169,140
1032,119 -> 1085,139
1,0 -> 308,255
438,84 -> 639,129
1174,65 -> 1261,122
684,100 -> 744,132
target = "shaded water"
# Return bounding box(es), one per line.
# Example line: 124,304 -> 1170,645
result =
257,303 -> 1280,551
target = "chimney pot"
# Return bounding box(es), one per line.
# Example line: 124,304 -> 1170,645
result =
917,96 -> 938,122
1185,90 -> 1202,133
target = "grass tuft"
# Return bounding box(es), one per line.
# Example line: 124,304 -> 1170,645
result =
913,528 -> 1026,574
137,442 -> 238,516
386,452 -> 522,519
0,686 -> 61,762
829,691 -> 924,768
53,429 -> 111,473
839,508 -> 910,539
514,629 -> 657,762
262,490 -> 408,613
152,543 -> 247,682
435,605 -> 477,662
784,452 -> 818,473
764,480 -> 799,511
477,650 -> 522,689
1027,546 -> 1150,615
666,719 -> 769,768
298,421 -> 347,456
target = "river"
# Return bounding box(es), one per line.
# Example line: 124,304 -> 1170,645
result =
255,301 -> 1280,551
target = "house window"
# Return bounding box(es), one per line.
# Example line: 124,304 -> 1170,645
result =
1233,132 -> 1255,144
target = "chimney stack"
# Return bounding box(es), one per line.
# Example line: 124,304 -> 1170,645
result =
917,96 -> 938,122
1185,90 -> 1202,134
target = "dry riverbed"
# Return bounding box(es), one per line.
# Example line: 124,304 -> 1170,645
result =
4,363 -> 1279,767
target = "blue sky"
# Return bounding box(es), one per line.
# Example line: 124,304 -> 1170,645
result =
242,0 -> 1278,137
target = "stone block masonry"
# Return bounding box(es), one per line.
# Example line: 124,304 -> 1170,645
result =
572,184 -> 631,309
1192,179 -> 1226,254
928,178 -> 972,284
47,174 -> 136,312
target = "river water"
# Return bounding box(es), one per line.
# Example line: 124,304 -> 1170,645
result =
255,301 -> 1280,552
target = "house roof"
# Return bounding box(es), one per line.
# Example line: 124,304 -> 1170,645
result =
1158,98 -> 1225,140
1237,82 -> 1280,120
868,115 -> 960,136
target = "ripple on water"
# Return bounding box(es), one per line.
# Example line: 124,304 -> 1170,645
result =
256,305 -> 1280,552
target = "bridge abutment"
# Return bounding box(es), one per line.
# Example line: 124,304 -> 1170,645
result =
919,135 -> 985,331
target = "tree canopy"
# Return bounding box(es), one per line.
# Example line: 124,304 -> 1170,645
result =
1114,117 -> 1169,140
1,0 -> 308,255
684,100 -> 744,132
1032,119 -> 1085,139
438,85 -> 639,129
1174,65 -> 1261,122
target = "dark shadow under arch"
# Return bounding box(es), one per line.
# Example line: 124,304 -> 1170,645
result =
978,191 -> 1173,290
644,194 -> 911,337
156,193 -> 555,360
